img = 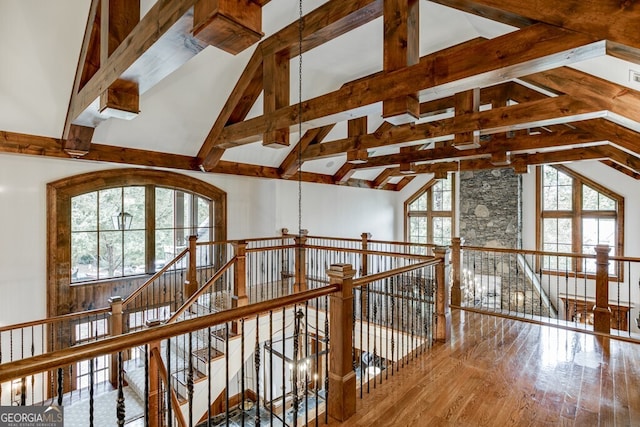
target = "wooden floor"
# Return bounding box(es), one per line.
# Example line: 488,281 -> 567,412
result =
327,310 -> 640,426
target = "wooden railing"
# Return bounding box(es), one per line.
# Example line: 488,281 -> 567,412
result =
0,235 -> 447,426
449,237 -> 640,340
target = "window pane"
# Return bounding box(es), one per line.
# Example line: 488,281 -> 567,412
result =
432,217 -> 452,246
557,185 -> 572,210
124,230 -> 145,275
543,185 -> 558,211
99,188 -> 122,231
409,194 -> 426,211
124,186 -> 145,230
156,229 -> 175,270
408,216 -> 427,244
197,197 -> 211,240
441,190 -> 452,211
72,232 -> 97,282
582,185 -> 599,210
598,194 -> 615,210
99,231 -> 123,279
71,192 -> 97,232
155,187 -> 174,229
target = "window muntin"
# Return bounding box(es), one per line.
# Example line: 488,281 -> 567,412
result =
538,165 -> 622,276
405,174 -> 455,250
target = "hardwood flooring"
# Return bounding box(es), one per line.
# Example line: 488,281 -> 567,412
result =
327,310 -> 640,426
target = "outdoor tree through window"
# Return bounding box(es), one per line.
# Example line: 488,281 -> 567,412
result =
537,165 -> 623,276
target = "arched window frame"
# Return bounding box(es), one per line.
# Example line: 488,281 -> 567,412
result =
47,168 -> 226,317
404,174 -> 456,248
535,164 -> 624,279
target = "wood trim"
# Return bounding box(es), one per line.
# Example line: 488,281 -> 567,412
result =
47,168 -> 227,318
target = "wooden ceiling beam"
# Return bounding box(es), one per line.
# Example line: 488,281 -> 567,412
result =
67,0 -> 199,133
198,0 -> 384,169
595,145 -> 640,174
303,95 -> 606,161
352,128 -> 603,169
279,124 -> 335,179
62,0 -> 101,139
382,0 -> 420,125
214,24 -> 601,147
334,163 -> 357,184
263,52 -> 290,148
600,160 -> 640,180
373,168 -> 395,189
522,67 -> 640,124
428,0 -> 640,54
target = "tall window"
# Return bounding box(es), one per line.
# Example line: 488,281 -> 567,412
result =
48,169 -> 227,317
537,165 -> 623,275
70,187 -> 213,282
405,174 -> 455,249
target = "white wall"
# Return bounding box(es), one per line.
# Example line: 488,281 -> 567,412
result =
0,154 -> 397,325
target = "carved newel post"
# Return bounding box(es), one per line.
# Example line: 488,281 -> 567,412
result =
232,240 -> 248,307
434,246 -> 451,343
185,235 -> 198,299
327,264 -> 357,422
593,245 -> 611,334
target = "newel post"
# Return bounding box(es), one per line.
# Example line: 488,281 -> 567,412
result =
450,237 -> 462,307
434,247 -> 451,343
108,296 -> 123,387
594,245 -> 611,334
294,230 -> 308,292
327,264 -> 357,422
146,320 -> 162,427
232,240 -> 248,307
360,232 -> 371,276
185,235 -> 198,299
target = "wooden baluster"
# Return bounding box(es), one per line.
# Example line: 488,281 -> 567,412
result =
594,245 -> 612,334
361,232 -> 371,277
109,296 -> 123,387
434,247 -> 451,343
327,264 -> 357,422
185,235 -> 198,300
450,237 -> 462,307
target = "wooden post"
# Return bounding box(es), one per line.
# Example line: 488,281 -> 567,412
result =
360,232 -> 371,318
294,231 -> 308,292
232,240 -> 248,307
280,228 -> 289,280
327,264 -> 357,422
433,247 -> 451,343
146,320 -> 162,427
108,296 -> 123,387
450,237 -> 462,307
593,245 -> 611,334
185,235 -> 198,300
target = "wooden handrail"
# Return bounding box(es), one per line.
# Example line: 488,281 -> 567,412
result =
460,244 -> 598,259
352,259 -> 440,288
0,307 -> 110,333
123,248 -> 189,306
305,243 -> 432,260
167,257 -> 237,323
245,244 -> 296,253
0,285 -> 339,382
150,346 -> 187,427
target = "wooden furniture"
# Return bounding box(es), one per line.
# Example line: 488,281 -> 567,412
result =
559,294 -> 633,332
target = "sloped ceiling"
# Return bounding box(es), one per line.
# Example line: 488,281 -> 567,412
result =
1,0 -> 640,186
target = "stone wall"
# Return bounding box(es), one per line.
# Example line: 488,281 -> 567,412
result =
459,168 -> 521,249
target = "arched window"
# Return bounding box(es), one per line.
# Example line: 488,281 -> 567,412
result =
47,169 -> 226,316
404,174 -> 455,250
536,165 -> 623,276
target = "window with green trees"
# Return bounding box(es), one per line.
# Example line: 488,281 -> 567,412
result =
537,165 -> 623,276
405,174 -> 455,251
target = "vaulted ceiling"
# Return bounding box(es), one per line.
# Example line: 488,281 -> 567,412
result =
1,0 -> 640,189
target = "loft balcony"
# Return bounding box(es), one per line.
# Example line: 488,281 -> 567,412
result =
0,234 -> 638,426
